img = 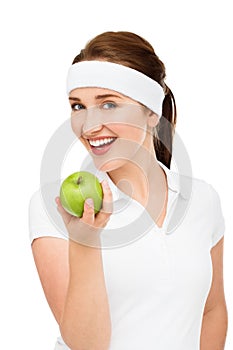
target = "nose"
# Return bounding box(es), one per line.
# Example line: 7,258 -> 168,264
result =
82,107 -> 104,135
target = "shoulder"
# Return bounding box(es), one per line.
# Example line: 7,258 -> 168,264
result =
29,185 -> 68,244
172,168 -> 220,201
176,172 -> 225,246
189,176 -> 223,219
161,160 -> 214,202
169,168 -> 224,222
185,172 -> 224,214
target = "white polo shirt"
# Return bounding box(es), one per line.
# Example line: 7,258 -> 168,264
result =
29,161 -> 225,350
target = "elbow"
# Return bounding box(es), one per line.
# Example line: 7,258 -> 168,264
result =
59,320 -> 111,350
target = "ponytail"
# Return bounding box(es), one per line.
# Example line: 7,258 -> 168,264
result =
153,85 -> 177,169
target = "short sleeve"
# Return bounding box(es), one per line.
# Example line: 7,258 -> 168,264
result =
208,184 -> 225,247
28,189 -> 68,245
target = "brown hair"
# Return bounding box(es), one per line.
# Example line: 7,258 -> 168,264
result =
72,31 -> 177,169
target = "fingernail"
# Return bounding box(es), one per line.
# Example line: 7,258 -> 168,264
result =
85,198 -> 93,206
102,180 -> 109,188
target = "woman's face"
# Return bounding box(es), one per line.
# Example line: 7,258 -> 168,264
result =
69,87 -> 158,172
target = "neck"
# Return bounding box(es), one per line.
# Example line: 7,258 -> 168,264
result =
107,142 -> 167,209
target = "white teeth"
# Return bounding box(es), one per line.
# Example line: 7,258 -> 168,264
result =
89,137 -> 115,147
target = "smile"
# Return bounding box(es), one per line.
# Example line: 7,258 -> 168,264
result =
88,137 -> 117,155
89,137 -> 116,147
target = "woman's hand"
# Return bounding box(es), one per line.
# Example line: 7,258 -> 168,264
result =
55,179 -> 113,247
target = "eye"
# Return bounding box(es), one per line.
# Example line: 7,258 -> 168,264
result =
71,103 -> 85,111
101,102 -> 117,110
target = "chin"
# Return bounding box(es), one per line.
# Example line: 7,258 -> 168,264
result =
93,159 -> 127,173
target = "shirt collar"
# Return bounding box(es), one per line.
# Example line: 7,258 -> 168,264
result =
158,160 -> 190,200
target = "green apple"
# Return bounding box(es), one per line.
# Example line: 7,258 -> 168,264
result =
60,171 -> 103,217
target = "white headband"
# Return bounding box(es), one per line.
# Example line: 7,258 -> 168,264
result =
66,60 -> 165,117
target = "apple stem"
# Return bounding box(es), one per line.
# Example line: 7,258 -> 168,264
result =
77,176 -> 82,185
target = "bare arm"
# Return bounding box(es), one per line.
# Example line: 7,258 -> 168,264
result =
200,237 -> 228,349
61,240 -> 111,350
31,237 -> 69,325
32,180 -> 112,350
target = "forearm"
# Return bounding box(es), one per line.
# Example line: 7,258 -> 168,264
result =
60,240 -> 111,350
200,304 -> 228,350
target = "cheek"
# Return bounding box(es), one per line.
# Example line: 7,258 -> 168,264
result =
71,114 -> 83,138
112,106 -> 148,142
111,123 -> 147,143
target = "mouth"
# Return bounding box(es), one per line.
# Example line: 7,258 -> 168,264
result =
88,137 -> 117,155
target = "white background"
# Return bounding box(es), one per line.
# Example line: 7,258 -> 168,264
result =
0,0 -> 232,349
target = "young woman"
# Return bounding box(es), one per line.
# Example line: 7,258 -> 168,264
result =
29,31 -> 228,350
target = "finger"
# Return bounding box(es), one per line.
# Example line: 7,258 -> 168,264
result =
95,180 -> 113,228
101,180 -> 113,215
80,198 -> 95,224
55,196 -> 73,226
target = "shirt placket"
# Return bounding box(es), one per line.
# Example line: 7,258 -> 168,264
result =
155,191 -> 178,281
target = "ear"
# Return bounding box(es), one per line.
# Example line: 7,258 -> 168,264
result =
146,111 -> 160,128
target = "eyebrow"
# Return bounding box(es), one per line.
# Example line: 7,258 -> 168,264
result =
68,94 -> 123,102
